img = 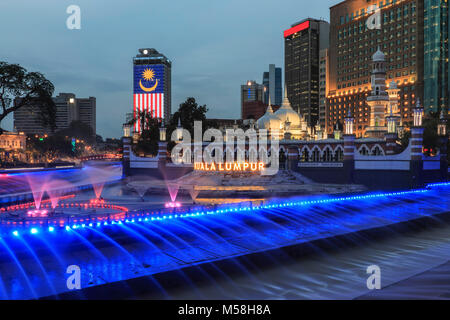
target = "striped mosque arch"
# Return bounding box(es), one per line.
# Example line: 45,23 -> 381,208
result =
357,144 -> 370,156
370,144 -> 385,156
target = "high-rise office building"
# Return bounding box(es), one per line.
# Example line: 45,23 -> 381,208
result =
77,97 -> 97,135
14,93 -> 96,136
13,101 -> 50,135
319,49 -> 329,130
327,0 -> 448,137
133,48 -> 171,132
262,64 -> 282,106
241,80 -> 267,120
423,0 -> 448,113
284,18 -> 330,127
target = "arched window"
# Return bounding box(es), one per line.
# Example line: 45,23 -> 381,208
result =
372,146 -> 383,156
312,148 -> 321,162
301,149 -> 310,162
322,147 -> 333,162
335,147 -> 344,161
359,146 -> 369,155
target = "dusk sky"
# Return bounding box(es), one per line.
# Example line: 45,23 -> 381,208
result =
0,0 -> 336,138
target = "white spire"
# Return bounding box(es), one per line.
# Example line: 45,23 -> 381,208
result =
281,84 -> 291,107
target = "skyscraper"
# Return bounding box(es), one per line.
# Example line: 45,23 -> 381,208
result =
262,64 -> 282,106
133,48 -> 171,132
327,0 -> 448,137
284,18 -> 330,127
423,0 -> 448,113
319,49 -> 329,130
241,80 -> 267,120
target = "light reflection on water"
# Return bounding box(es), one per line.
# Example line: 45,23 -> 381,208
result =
0,183 -> 448,299
141,223 -> 450,300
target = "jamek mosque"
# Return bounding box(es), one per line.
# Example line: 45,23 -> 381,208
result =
122,47 -> 447,189
256,47 -> 405,141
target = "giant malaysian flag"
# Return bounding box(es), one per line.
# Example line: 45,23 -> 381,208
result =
133,64 -> 165,132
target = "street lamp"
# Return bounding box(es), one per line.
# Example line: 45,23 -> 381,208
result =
386,105 -> 397,134
438,109 -> 447,136
344,109 -> 354,135
159,120 -> 166,142
176,118 -> 183,141
123,124 -> 131,138
413,99 -> 423,127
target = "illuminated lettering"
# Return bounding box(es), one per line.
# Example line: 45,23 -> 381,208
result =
194,162 -> 265,172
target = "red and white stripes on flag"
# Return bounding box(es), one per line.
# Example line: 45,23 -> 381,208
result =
133,93 -> 164,132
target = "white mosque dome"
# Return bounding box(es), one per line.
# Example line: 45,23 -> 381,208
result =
274,86 -> 301,127
257,104 -> 281,130
373,47 -> 385,61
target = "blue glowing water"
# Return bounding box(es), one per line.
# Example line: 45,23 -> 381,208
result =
0,183 -> 448,299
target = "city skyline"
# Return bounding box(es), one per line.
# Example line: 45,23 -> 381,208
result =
0,0 -> 335,138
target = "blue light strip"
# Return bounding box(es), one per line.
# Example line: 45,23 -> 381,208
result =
426,182 -> 450,187
5,184 -> 446,238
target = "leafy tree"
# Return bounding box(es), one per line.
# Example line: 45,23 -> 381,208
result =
166,97 -> 216,151
128,111 -> 160,156
422,111 -> 440,155
56,120 -> 95,144
169,97 -> 208,135
96,134 -> 103,144
0,61 -> 56,133
127,98 -> 213,155
28,135 -> 73,160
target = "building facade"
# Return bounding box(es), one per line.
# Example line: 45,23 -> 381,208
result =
284,18 -> 330,127
241,80 -> 266,120
327,0 -> 448,137
77,97 -> 97,136
319,49 -> 329,130
262,64 -> 282,106
13,102 -> 48,135
0,131 -> 27,162
133,48 -> 171,132
423,0 -> 449,113
14,93 -> 96,136
0,132 -> 26,151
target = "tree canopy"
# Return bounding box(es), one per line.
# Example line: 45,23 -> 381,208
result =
128,111 -> 161,156
127,97 -> 212,156
0,61 -> 56,133
56,120 -> 95,144
169,97 -> 208,134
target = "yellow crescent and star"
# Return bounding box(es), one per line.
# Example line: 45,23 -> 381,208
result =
139,68 -> 159,92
